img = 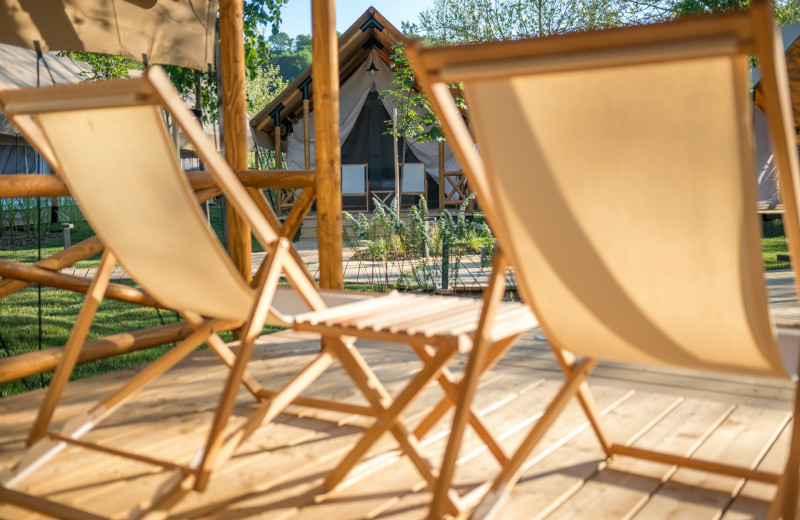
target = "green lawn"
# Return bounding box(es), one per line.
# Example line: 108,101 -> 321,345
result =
763,236 -> 790,270
0,204 -> 273,398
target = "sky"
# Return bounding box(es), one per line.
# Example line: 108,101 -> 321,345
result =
275,1 -> 431,38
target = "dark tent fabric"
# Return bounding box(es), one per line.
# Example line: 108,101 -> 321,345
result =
341,90 -> 422,192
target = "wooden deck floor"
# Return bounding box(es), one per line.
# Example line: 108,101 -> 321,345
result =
0,318 -> 797,520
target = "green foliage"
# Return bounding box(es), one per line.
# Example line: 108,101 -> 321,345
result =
380,44 -> 455,147
342,195 -> 496,291
407,0 -> 638,44
268,32 -> 313,84
763,236 -> 790,269
343,197 -> 408,261
763,217 -> 785,238
59,52 -> 144,80
246,62 -> 289,113
672,0 -> 747,15
776,0 -> 800,23
407,0 -> 800,45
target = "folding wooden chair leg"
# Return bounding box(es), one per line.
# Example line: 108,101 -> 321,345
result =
210,350 -> 336,469
412,333 -> 520,441
410,344 -> 508,465
0,316 -> 234,490
551,345 -> 615,458
429,249 -> 509,519
324,338 -> 457,491
195,242 -> 288,489
469,357 -> 598,520
180,311 -> 263,399
137,350 -> 338,520
27,250 -> 116,446
771,354 -> 800,519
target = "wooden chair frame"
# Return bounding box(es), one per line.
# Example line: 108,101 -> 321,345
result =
294,245 -> 537,516
441,170 -> 471,209
407,1 -> 800,518
0,67 -> 408,519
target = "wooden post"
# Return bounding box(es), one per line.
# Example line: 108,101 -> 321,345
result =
312,0 -> 343,290
274,127 -> 282,169
393,107 -> 400,217
219,0 -> 251,286
304,99 -> 311,169
298,77 -> 313,171
439,140 -> 445,210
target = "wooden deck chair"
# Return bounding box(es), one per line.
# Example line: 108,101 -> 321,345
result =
342,163 -> 369,210
400,162 -> 427,207
0,66 -> 376,519
407,0 -> 800,517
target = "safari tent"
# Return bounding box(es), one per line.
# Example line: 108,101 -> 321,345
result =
250,8 -> 464,212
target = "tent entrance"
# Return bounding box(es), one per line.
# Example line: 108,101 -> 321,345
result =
341,90 -> 422,202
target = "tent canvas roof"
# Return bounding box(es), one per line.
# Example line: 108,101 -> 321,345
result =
250,8 -> 460,182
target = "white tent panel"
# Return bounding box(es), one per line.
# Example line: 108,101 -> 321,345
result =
754,104 -> 783,206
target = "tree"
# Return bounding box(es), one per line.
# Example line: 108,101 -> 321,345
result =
407,0 -> 800,49
266,31 -> 313,84
672,0 -> 800,23
246,63 -> 288,113
406,0 -> 634,44
380,43 -> 465,214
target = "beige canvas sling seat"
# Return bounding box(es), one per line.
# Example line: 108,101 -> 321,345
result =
0,66 -> 393,519
293,251 -> 538,516
407,0 -> 800,517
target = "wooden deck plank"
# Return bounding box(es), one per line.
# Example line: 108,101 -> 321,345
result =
489,392 -> 682,520
721,425 -> 792,519
277,374 -> 563,520
629,405 -> 790,519
544,398 -> 742,519
0,328 -> 797,519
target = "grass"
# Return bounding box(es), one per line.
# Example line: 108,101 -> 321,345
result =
763,236 -> 790,270
0,282 -> 188,397
0,202 -> 276,398
0,209 -> 793,398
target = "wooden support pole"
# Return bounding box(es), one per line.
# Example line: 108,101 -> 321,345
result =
304,99 -> 311,169
0,172 -> 316,199
0,259 -> 162,308
188,170 -> 316,190
393,107 -> 400,217
219,0 -> 251,286
0,322 -> 197,383
0,236 -> 103,298
0,174 -> 69,198
274,126 -> 285,217
439,140 -> 445,210
274,127 -> 282,169
312,0 -> 343,290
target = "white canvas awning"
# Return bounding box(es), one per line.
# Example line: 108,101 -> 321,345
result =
0,0 -> 217,71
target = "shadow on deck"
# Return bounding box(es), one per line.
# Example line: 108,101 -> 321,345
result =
0,318 -> 795,519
